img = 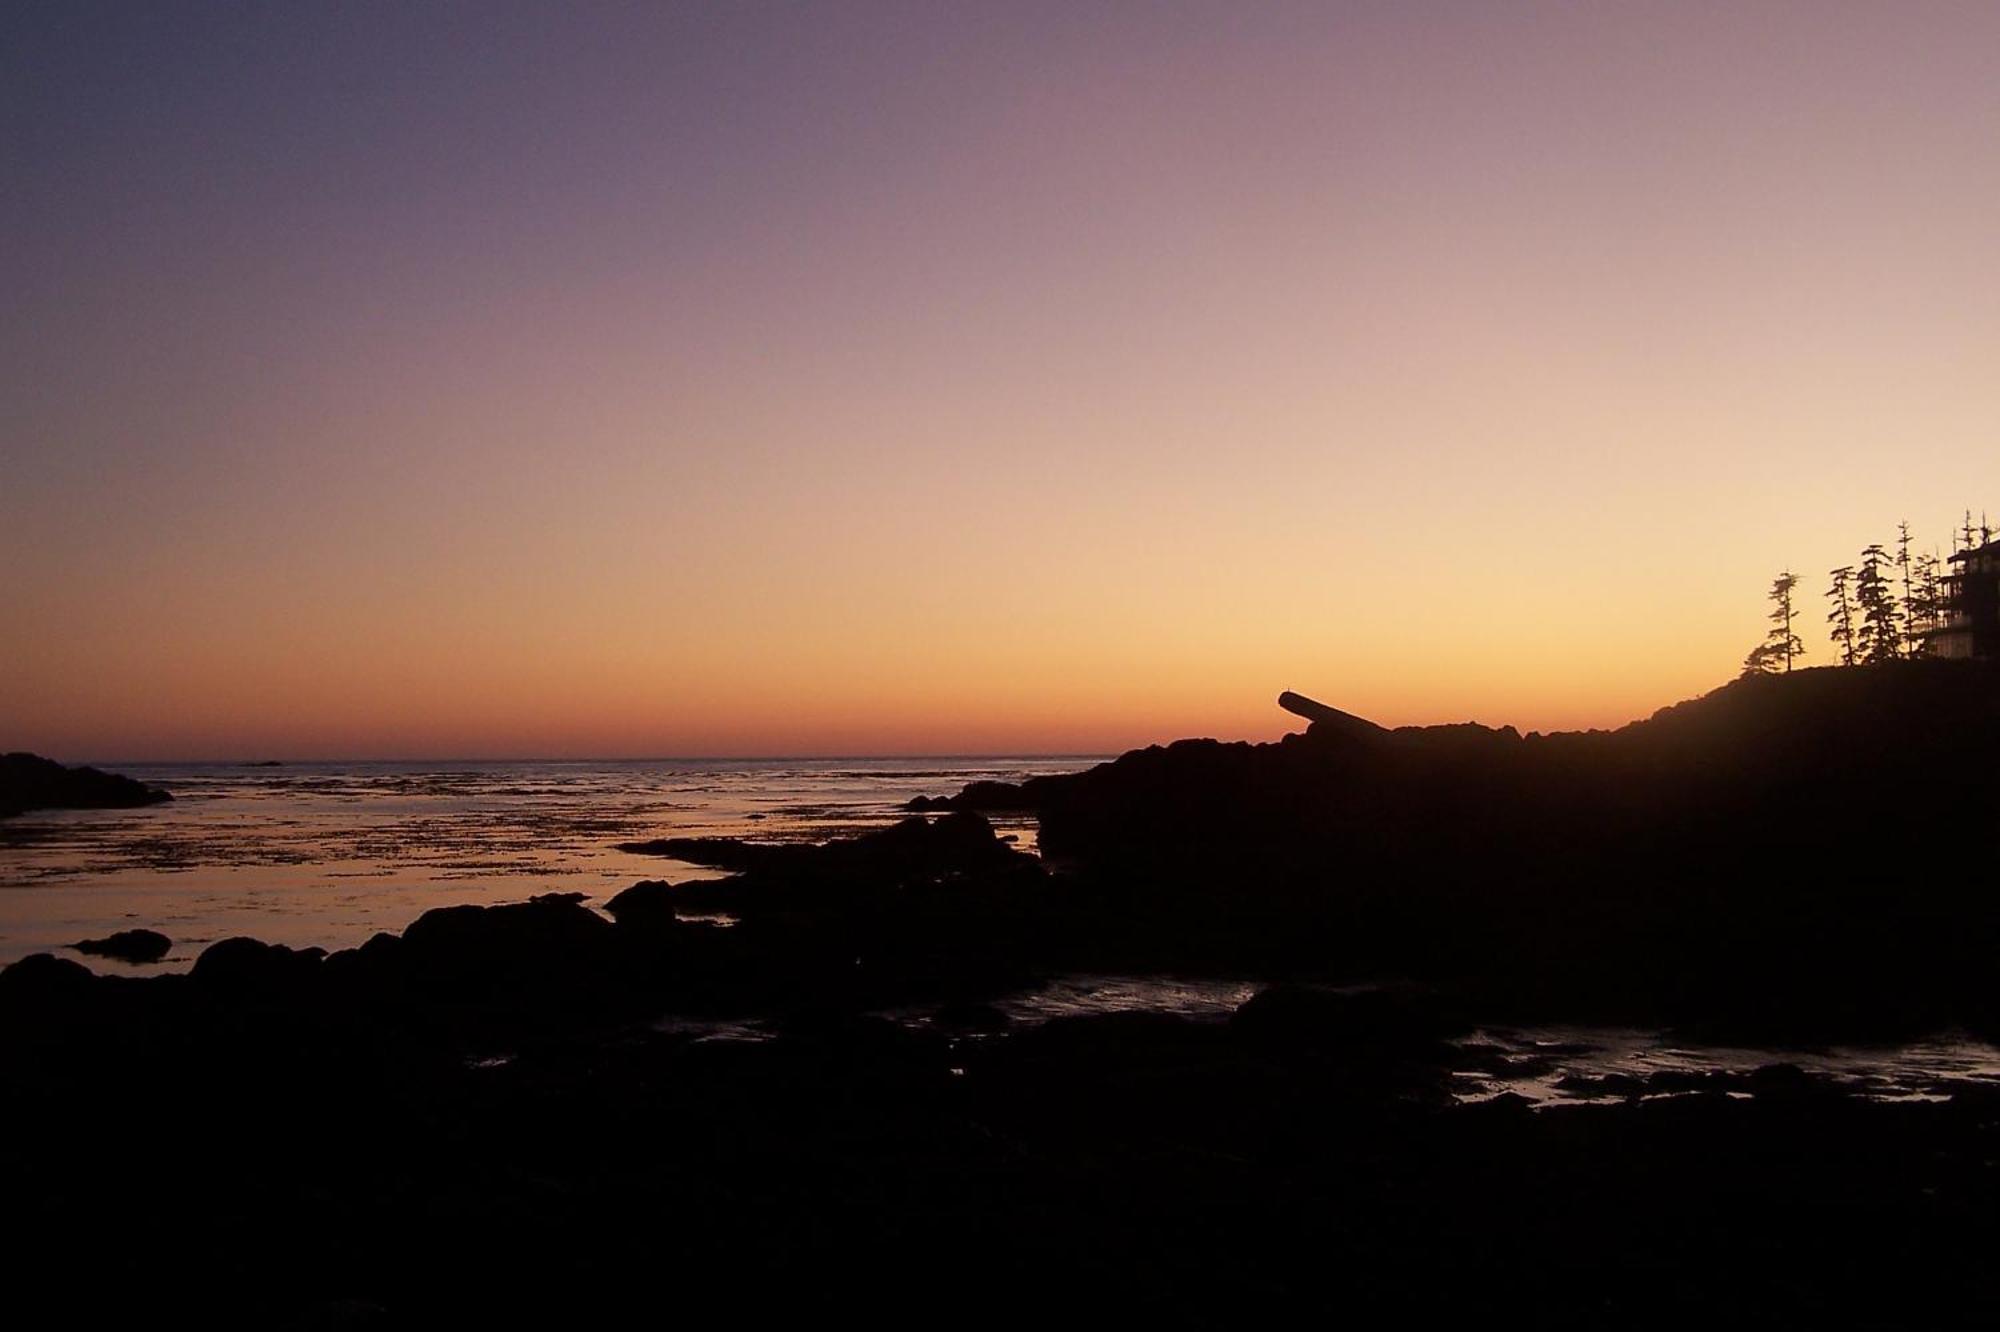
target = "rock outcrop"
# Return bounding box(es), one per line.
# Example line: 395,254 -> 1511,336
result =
71,929 -> 172,965
0,752 -> 172,818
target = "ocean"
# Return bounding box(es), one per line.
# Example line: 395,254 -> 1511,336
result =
0,755 -> 1095,970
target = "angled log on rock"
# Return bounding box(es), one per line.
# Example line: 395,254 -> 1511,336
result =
1276,691 -> 1388,739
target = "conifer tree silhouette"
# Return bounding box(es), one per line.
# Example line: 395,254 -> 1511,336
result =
1827,565 -> 1858,667
1855,544 -> 1900,664
1896,521 -> 1916,656
1760,570 -> 1804,672
1909,549 -> 1943,654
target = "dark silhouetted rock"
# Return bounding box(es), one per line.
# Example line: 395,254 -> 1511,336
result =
1745,1061 -> 1836,1100
190,937 -> 326,992
616,834 -> 760,865
321,931 -> 408,987
903,780 -> 1038,813
1550,1072 -> 1647,1100
403,893 -> 611,959
1230,985 -> 1463,1063
0,952 -> 97,1006
72,928 -> 172,964
604,880 -> 678,929
399,892 -> 624,1008
0,752 -> 171,819
878,661 -> 2000,1043
620,811 -> 1027,883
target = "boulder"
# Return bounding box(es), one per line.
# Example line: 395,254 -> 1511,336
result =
321,932 -> 408,987
190,937 -> 326,994
604,880 -> 678,930
399,892 -> 620,998
71,928 -> 172,965
0,952 -> 98,1006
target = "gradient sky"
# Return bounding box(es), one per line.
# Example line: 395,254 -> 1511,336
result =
4,2 -> 1998,759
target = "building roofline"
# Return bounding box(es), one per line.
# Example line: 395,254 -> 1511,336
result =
1947,540 -> 2000,564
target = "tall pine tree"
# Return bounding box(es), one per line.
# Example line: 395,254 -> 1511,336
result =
1896,521 -> 1915,655
1909,549 -> 1944,654
1855,543 -> 1900,664
1827,565 -> 1858,667
1765,570 -> 1803,671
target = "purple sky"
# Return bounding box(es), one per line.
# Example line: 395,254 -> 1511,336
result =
5,3 -> 1998,758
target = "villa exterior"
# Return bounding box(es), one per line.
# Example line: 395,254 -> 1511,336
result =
1926,539 -> 2000,660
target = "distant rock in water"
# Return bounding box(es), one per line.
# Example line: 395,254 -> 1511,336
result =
71,929 -> 172,965
904,781 -> 1037,813
0,752 -> 171,819
618,811 -> 1028,881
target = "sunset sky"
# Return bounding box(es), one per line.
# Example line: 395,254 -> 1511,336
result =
5,2 -> 1998,760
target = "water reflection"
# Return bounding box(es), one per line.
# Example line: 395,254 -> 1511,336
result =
897,975 -> 2000,1107
0,757 -> 1087,968
1453,1025 -> 2000,1106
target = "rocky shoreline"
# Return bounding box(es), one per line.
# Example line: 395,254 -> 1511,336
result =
8,946 -> 1998,1326
6,661 -> 2000,1325
0,750 -> 170,819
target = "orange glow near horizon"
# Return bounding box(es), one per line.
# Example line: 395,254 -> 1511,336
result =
5,5 -> 1998,761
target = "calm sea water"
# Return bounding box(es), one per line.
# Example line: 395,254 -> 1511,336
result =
0,756 -> 1093,970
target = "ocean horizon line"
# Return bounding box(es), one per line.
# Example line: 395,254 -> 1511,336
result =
85,753 -> 1119,769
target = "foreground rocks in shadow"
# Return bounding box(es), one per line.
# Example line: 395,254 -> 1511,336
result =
0,751 -> 172,818
71,929 -> 171,965
391,890 -> 635,1015
608,811 -> 1065,1010
5,949 -> 1997,1327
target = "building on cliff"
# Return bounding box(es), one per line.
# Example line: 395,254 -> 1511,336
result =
1926,539 -> 2000,660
